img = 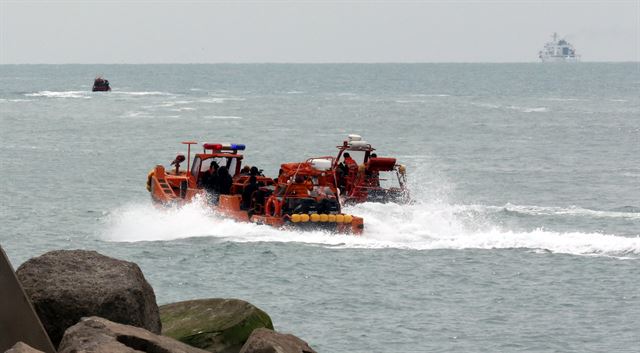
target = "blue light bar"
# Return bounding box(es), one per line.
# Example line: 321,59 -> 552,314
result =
230,143 -> 246,150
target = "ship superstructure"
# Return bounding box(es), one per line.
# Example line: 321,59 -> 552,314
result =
538,33 -> 580,62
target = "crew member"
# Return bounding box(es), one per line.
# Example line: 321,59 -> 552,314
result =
242,175 -> 259,210
367,153 -> 380,187
217,166 -> 233,195
250,166 -> 262,177
343,152 -> 358,192
201,161 -> 219,191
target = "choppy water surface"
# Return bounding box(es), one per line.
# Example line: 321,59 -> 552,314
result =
1,64 -> 639,352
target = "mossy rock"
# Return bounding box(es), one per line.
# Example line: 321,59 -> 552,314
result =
160,299 -> 274,353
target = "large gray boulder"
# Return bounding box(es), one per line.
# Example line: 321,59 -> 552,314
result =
239,329 -> 316,353
58,316 -> 209,353
3,342 -> 44,353
16,250 -> 161,347
160,299 -> 274,353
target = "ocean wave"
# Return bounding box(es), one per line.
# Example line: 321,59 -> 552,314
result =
169,107 -> 196,112
472,102 -> 548,113
472,102 -> 501,109
410,94 -> 451,97
0,98 -> 33,103
477,203 -> 640,220
199,97 -> 246,104
25,91 -> 90,99
122,111 -> 151,118
509,106 -> 547,113
203,115 -> 243,120
102,200 -> 639,258
112,91 -> 173,96
543,97 -> 586,102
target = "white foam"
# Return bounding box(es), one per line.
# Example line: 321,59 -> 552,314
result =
102,199 -> 639,257
25,91 -> 90,99
112,91 -> 172,96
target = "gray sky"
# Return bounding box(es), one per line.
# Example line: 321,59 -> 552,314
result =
1,0 -> 638,63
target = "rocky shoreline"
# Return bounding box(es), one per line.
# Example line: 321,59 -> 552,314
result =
6,250 -> 316,353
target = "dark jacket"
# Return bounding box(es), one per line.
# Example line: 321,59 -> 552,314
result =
201,170 -> 219,192
217,167 -> 233,195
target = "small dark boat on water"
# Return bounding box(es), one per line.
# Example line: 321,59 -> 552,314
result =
92,76 -> 111,92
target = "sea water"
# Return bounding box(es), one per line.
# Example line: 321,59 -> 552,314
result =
0,64 -> 638,352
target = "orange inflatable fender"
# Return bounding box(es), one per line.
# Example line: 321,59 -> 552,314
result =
146,170 -> 155,192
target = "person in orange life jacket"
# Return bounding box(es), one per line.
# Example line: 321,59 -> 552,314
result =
342,152 -> 358,191
343,153 -> 358,174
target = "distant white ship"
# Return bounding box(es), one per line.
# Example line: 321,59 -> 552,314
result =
538,33 -> 580,62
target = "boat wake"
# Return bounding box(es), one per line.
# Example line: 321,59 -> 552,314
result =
112,91 -> 172,96
25,90 -> 91,99
102,198 -> 640,258
23,90 -> 173,99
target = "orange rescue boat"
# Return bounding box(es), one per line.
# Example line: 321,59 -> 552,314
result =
333,134 -> 409,204
146,142 -> 364,234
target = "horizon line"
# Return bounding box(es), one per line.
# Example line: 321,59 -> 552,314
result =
1,60 -> 638,65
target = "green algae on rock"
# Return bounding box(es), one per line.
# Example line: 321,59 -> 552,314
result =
160,299 -> 274,353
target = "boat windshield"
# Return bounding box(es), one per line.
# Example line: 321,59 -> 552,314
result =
191,156 -> 202,177
227,158 -> 238,176
341,150 -> 367,164
191,156 -> 228,181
